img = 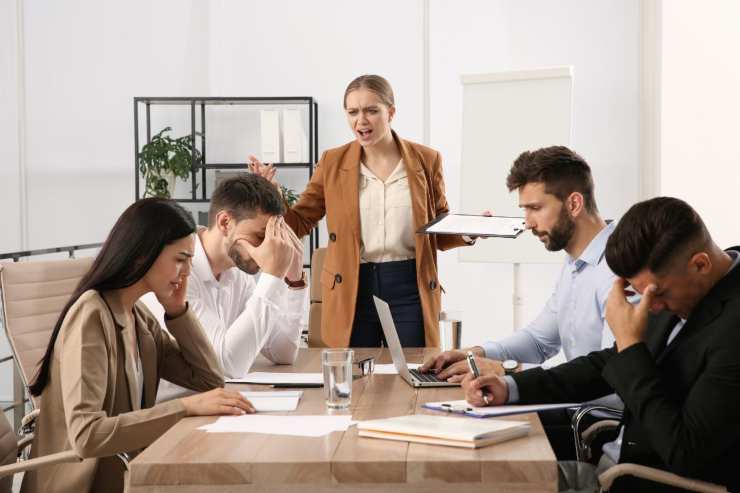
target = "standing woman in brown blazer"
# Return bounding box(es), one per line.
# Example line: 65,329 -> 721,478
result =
21,199 -> 254,493
251,75 -> 474,348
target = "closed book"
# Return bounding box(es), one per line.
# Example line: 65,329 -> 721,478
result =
357,414 -> 530,449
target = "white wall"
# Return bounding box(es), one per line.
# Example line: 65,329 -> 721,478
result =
659,0 -> 740,248
22,0 -> 211,249
0,0 -> 22,254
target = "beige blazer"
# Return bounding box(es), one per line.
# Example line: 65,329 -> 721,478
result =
285,132 -> 469,347
21,290 -> 224,493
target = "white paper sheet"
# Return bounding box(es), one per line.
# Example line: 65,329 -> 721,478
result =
373,363 -> 421,375
240,391 -> 302,412
425,214 -> 524,237
199,415 -> 356,437
226,372 -> 323,385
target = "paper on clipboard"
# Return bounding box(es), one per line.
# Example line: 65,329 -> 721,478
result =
423,400 -> 580,418
418,213 -> 525,238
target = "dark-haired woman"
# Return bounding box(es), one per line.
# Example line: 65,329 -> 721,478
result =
21,199 -> 254,493
250,74 -> 476,348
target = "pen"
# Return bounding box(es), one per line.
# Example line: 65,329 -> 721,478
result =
466,351 -> 490,405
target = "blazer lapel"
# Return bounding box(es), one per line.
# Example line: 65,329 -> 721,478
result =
394,132 -> 428,231
339,141 -> 362,240
103,292 -> 141,411
134,310 -> 159,408
657,293 -> 724,365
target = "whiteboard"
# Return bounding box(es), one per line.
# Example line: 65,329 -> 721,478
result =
458,67 -> 573,264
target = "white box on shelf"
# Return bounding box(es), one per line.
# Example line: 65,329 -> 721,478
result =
282,109 -> 307,163
260,109 -> 281,163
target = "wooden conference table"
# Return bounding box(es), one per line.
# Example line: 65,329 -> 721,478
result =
128,348 -> 557,492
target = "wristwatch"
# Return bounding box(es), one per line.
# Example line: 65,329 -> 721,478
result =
502,359 -> 519,376
284,272 -> 307,289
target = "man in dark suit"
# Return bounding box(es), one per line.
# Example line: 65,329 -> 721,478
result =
462,196 -> 740,492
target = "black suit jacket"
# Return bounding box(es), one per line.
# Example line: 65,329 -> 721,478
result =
512,248 -> 740,492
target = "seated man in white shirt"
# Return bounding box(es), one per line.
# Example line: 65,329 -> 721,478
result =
143,174 -> 308,400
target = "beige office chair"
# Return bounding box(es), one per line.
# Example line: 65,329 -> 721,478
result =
572,405 -> 728,492
0,410 -> 81,493
307,248 -> 327,347
0,257 -> 94,410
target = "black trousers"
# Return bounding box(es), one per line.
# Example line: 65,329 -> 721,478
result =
349,259 -> 426,347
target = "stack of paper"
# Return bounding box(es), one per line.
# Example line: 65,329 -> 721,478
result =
373,363 -> 421,375
240,391 -> 302,412
226,372 -> 323,386
358,414 -> 530,449
199,415 -> 356,437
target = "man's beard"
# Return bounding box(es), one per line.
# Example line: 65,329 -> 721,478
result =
228,244 -> 260,275
534,208 -> 575,252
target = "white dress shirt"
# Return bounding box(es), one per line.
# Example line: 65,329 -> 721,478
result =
358,160 -> 416,263
142,229 -> 308,401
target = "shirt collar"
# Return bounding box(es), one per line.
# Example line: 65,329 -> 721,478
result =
360,159 -> 406,183
569,221 -> 615,270
193,227 -> 218,285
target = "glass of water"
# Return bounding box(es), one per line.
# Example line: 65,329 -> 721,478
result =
322,349 -> 354,409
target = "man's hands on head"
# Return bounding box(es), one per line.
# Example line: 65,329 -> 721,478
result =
233,216 -> 296,280
606,278 -> 656,352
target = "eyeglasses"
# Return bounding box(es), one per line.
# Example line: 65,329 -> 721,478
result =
353,357 -> 375,377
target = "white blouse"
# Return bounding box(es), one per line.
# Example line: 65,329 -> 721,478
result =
358,160 -> 416,263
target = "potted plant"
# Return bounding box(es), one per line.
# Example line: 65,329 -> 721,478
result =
138,126 -> 202,198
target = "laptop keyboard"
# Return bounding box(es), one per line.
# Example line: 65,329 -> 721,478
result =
409,368 -> 443,383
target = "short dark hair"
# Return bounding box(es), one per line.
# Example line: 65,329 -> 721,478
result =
506,146 -> 598,213
208,173 -> 284,225
30,198 -> 195,396
605,197 -> 710,278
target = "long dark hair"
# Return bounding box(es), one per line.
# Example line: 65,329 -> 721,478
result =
29,198 -> 195,396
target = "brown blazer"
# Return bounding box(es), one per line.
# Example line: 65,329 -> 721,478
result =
285,132 -> 468,347
21,290 -> 224,493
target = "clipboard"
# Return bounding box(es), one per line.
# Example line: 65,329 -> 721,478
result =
417,213 -> 525,238
423,400 -> 580,418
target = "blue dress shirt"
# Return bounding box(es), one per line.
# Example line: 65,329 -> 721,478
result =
483,221 -> 617,364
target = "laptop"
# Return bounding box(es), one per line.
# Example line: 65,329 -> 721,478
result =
373,296 -> 458,388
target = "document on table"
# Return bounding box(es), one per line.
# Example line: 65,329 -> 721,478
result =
226,372 -> 323,386
373,363 -> 421,375
198,415 -> 356,437
240,391 -> 302,412
423,400 -> 580,418
418,213 -> 525,238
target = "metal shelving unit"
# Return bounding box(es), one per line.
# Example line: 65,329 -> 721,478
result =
133,96 -> 320,265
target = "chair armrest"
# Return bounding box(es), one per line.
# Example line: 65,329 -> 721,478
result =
21,409 -> 40,430
598,463 -> 727,493
16,433 -> 34,453
582,419 -> 620,445
0,449 -> 82,478
571,405 -> 624,462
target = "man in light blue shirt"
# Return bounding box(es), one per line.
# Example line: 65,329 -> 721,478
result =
420,146 -> 619,459
422,146 -> 615,377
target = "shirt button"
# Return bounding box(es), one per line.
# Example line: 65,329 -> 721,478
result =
335,274 -> 343,284
329,232 -> 337,242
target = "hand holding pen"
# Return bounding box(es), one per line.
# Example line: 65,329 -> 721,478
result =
463,351 -> 508,407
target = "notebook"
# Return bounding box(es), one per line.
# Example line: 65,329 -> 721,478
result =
357,414 -> 530,449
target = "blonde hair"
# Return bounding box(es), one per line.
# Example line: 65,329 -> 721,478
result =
343,74 -> 395,109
